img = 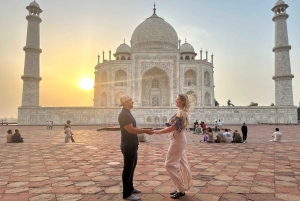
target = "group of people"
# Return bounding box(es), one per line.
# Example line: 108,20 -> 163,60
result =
6,129 -> 24,143
200,123 -> 249,143
46,121 -> 54,129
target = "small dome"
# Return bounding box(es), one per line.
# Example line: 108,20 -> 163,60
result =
275,0 -> 286,6
29,1 -> 40,8
180,42 -> 195,53
115,43 -> 131,54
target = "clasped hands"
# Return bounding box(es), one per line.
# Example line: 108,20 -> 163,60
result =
144,129 -> 160,135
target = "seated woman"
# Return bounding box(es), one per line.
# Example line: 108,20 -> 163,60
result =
215,133 -> 225,143
7,129 -> 13,143
232,130 -> 243,143
202,129 -> 208,142
207,127 -> 214,143
12,129 -> 24,143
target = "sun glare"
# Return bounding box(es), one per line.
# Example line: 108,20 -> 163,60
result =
79,78 -> 94,90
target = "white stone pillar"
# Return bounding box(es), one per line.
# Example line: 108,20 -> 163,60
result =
21,1 -> 43,107
272,0 -> 294,106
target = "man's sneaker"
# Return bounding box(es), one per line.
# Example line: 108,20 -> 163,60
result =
132,188 -> 142,193
124,194 -> 140,200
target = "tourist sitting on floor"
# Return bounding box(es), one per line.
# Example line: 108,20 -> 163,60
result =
12,129 -> 24,143
232,130 -> 243,143
215,133 -> 225,143
202,129 -> 208,142
270,128 -> 282,142
7,129 -> 13,143
207,127 -> 214,143
223,129 -> 233,143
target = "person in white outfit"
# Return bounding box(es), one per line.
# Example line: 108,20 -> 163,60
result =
218,119 -> 222,131
270,128 -> 282,142
223,129 -> 233,143
154,94 -> 193,199
64,126 -> 72,143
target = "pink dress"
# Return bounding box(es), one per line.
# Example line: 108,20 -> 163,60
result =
165,110 -> 193,192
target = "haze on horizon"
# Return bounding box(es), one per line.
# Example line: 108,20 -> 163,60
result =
0,0 -> 299,118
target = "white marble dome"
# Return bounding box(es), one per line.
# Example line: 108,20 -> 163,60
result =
29,1 -> 40,8
275,0 -> 286,6
115,43 -> 131,54
180,42 -> 195,53
131,13 -> 178,51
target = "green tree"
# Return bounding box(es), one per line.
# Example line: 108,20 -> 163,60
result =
249,102 -> 258,106
270,103 -> 275,106
227,99 -> 234,106
297,107 -> 300,120
215,99 -> 219,106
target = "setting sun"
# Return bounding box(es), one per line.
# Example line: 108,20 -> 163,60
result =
79,78 -> 94,90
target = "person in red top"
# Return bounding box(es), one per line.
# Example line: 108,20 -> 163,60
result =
202,122 -> 206,130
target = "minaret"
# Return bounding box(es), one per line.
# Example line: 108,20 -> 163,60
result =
21,1 -> 43,107
272,0 -> 294,106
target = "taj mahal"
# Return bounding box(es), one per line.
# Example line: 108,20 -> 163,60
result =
18,0 -> 297,125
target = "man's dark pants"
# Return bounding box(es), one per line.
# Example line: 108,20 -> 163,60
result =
121,144 -> 138,199
242,132 -> 247,141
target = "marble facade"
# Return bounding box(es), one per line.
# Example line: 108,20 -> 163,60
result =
18,1 -> 298,125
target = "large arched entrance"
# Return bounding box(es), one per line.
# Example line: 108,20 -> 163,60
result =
141,67 -> 170,106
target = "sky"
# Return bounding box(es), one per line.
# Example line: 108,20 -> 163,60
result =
0,0 -> 299,118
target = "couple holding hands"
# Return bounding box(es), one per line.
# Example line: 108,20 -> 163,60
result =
118,94 -> 193,200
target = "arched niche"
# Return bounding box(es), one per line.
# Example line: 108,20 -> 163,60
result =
205,92 -> 211,106
101,92 -> 107,107
100,71 -> 107,86
204,71 -> 210,87
142,67 -> 170,106
115,70 -> 127,86
184,69 -> 196,86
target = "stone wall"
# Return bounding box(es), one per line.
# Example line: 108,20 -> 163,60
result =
18,106 -> 298,125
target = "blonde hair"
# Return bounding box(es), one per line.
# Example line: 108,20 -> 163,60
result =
178,93 -> 193,114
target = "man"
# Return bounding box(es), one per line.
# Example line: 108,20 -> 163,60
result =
214,120 -> 218,132
12,129 -> 24,143
270,128 -> 282,142
118,95 -> 153,200
193,120 -> 198,133
218,119 -> 222,131
241,123 -> 248,143
64,120 -> 75,142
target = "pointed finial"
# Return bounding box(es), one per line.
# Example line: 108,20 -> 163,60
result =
185,38 -> 187,43
124,39 -> 125,44
153,2 -> 156,15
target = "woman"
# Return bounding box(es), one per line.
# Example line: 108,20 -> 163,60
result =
154,94 -> 193,199
207,127 -> 214,143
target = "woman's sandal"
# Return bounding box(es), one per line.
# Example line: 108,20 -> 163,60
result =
170,190 -> 177,195
170,192 -> 185,199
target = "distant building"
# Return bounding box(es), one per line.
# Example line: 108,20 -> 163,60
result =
18,1 -> 297,125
